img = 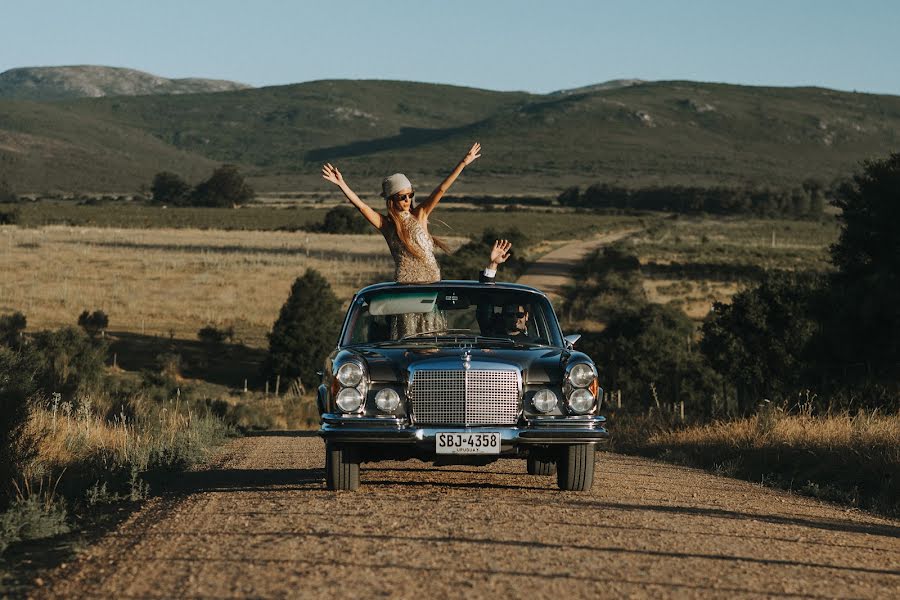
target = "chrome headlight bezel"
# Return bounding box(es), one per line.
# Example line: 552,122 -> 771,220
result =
335,387 -> 364,412
336,362 -> 364,388
531,388 -> 559,413
567,388 -> 596,414
374,387 -> 401,413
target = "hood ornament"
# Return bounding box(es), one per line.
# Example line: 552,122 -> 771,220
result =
463,350 -> 471,370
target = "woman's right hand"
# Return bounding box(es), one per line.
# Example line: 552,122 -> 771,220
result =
321,163 -> 345,187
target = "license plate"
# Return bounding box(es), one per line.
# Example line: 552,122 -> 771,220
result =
435,432 -> 501,455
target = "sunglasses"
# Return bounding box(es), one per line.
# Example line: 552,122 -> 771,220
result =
503,311 -> 527,319
392,192 -> 415,201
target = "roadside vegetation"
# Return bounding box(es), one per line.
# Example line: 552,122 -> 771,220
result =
568,153 -> 899,515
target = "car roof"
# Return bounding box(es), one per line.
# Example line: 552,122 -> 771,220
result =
355,280 -> 551,299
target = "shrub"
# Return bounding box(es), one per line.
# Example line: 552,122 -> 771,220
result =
0,311 -> 27,349
77,309 -> 109,338
313,205 -> 369,234
439,228 -> 530,280
264,269 -> 342,390
150,172 -> 190,206
30,327 -> 108,398
0,178 -> 18,204
0,347 -> 40,503
191,164 -> 254,207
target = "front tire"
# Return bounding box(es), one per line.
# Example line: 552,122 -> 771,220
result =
325,442 -> 359,491
556,444 -> 595,491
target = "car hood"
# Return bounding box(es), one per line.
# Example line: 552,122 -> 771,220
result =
345,346 -> 568,384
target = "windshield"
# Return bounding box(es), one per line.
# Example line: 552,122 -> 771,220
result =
341,286 -> 563,347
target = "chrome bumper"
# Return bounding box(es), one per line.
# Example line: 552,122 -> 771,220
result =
319,414 -> 609,445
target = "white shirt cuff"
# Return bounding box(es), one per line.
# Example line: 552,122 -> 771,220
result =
483,268 -> 496,278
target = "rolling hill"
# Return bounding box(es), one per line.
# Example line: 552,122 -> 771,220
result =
0,66 -> 250,101
1,76 -> 898,194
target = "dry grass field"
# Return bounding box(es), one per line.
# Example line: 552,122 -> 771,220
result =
0,226 -> 467,349
625,217 -> 840,318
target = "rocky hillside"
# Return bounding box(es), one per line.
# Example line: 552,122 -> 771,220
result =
0,65 -> 251,100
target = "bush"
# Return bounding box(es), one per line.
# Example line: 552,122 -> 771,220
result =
700,272 -> 823,413
0,311 -> 27,349
580,303 -> 720,416
0,347 -> 40,504
264,269 -> 342,389
439,228 -> 530,280
30,327 -> 109,399
191,164 -> 254,207
561,245 -> 645,323
77,309 -> 109,338
312,205 -> 369,234
0,178 -> 18,204
150,172 -> 190,206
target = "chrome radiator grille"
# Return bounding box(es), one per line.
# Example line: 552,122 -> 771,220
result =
409,369 -> 520,425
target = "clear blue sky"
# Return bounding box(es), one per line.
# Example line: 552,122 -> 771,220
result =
2,0 -> 898,95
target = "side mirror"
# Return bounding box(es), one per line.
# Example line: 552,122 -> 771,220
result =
564,333 -> 581,349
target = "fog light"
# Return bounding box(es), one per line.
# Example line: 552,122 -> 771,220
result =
336,363 -> 364,387
532,389 -> 558,413
568,388 -> 595,413
336,387 -> 363,412
375,388 -> 400,412
568,363 -> 594,387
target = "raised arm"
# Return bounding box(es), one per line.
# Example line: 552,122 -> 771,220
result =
480,239 -> 512,283
322,163 -> 383,230
415,142 -> 481,218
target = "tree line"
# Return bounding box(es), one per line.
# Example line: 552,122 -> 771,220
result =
558,180 -> 828,218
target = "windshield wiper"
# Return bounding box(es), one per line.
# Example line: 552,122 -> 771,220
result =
399,328 -> 474,341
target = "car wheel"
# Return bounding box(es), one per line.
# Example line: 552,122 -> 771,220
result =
556,444 -> 595,491
325,442 -> 359,491
526,453 -> 557,475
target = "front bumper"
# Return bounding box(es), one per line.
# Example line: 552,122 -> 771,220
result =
319,414 -> 609,446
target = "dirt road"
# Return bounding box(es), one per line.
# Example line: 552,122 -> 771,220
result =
37,434 -> 899,599
517,229 -> 639,302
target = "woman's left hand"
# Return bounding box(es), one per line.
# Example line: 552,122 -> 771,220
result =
461,142 -> 481,166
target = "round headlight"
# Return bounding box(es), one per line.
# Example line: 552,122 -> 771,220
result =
568,388 -> 595,414
336,362 -> 364,387
375,388 -> 401,412
335,387 -> 363,412
568,363 -> 595,388
532,389 -> 558,413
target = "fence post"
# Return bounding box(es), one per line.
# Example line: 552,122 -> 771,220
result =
265,380 -> 269,397
243,378 -> 248,393
275,375 -> 281,396
679,401 -> 685,422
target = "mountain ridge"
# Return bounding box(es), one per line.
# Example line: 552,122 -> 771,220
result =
0,65 -> 251,101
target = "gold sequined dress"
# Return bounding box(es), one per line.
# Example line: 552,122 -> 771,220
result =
382,211 -> 445,338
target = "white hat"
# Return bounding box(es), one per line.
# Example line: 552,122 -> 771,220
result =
381,173 -> 413,198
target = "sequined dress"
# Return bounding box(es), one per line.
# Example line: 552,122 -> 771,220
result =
382,211 -> 445,338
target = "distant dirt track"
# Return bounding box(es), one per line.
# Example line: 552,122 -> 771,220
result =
38,434 -> 900,599
516,229 -> 639,301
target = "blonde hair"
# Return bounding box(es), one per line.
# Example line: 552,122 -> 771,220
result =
385,198 -> 450,257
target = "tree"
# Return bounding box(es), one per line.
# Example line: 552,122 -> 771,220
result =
557,186 -> 580,207
191,164 -> 254,207
316,205 -> 369,234
264,269 -> 342,389
819,153 -> 900,391
580,303 -> 719,416
77,309 -> 109,338
700,272 -> 822,413
0,346 -> 40,503
150,172 -> 191,205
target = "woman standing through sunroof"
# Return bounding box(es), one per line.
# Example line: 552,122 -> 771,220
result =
321,142 -> 481,284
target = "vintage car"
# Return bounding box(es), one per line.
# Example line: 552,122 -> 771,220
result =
317,280 -> 608,491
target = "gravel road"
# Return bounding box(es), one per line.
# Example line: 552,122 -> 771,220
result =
37,434 -> 899,599
517,229 -> 639,301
